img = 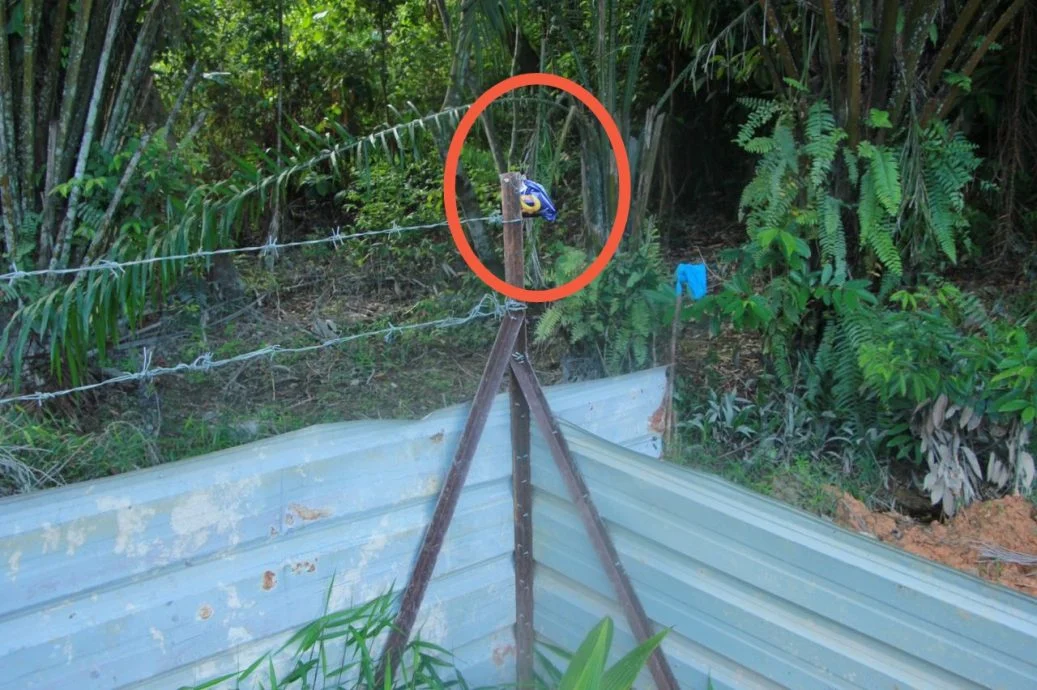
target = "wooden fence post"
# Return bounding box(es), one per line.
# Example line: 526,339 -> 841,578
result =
501,172 -> 535,688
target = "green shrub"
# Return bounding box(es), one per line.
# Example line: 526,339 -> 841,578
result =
696,93 -> 1033,513
534,223 -> 668,376
853,283 -> 1035,514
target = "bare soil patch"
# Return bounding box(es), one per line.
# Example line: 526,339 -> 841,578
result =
833,490 -> 1037,597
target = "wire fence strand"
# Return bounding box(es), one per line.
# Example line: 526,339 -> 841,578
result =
1,213 -> 502,283
0,295 -> 527,406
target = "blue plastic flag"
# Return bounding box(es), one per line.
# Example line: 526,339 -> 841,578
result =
675,263 -> 707,300
518,179 -> 557,221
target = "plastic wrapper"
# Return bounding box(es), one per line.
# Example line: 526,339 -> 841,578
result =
518,179 -> 557,221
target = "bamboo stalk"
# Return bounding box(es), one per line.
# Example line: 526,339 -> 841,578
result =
953,2 -> 1001,78
0,132 -> 17,264
630,107 -> 664,244
102,0 -> 164,153
506,9 -> 521,169
926,0 -> 984,92
40,0 -> 95,265
37,122 -> 57,266
664,291 -> 683,451
846,0 -> 862,147
891,0 -> 940,126
871,0 -> 900,111
164,62 -> 200,145
621,0 -> 653,138
820,0 -> 841,115
176,110 -> 208,152
476,100 -> 508,174
747,19 -> 786,94
934,0 -> 1027,122
36,0 -> 70,169
50,0 -> 128,276
20,0 -> 41,212
84,129 -> 154,263
434,0 -> 498,271
0,0 -> 23,233
758,0 -> 798,79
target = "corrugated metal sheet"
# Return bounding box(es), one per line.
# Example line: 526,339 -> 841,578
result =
532,421 -> 1037,690
0,368 -> 668,690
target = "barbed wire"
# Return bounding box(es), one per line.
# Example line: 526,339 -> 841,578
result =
0,295 -> 527,406
0,213 -> 503,284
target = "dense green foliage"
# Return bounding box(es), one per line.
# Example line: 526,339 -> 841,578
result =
534,224 -> 668,375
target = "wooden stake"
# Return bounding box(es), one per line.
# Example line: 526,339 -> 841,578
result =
509,359 -> 681,690
501,172 -> 535,688
664,291 -> 683,452
375,312 -> 525,686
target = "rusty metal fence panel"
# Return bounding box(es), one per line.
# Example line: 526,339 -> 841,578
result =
0,368 -> 668,690
532,421 -> 1037,690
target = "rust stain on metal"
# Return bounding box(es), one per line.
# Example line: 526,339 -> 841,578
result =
430,431 -> 445,443
197,604 -> 213,620
290,560 -> 317,574
261,570 -> 277,590
289,503 -> 331,521
649,400 -> 667,434
492,643 -> 515,667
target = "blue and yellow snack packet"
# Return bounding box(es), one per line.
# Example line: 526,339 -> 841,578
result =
518,179 -> 557,221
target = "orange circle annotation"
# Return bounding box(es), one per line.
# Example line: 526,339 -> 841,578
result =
443,73 -> 631,303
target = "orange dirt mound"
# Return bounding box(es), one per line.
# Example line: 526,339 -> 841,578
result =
832,491 -> 1037,597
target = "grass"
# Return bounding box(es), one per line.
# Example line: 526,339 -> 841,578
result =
179,584 -> 471,690
0,324 -> 498,494
670,385 -> 891,518
181,579 -> 670,690
0,250 -> 567,495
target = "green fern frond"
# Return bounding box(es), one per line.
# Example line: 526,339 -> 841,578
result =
534,306 -> 566,343
743,137 -> 776,154
735,98 -> 782,148
803,102 -> 846,192
868,218 -> 903,276
859,142 -> 902,214
820,196 -> 847,281
858,170 -> 903,276
843,148 -> 859,186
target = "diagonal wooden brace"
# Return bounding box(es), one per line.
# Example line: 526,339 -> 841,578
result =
509,357 -> 680,690
376,309 -> 525,685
